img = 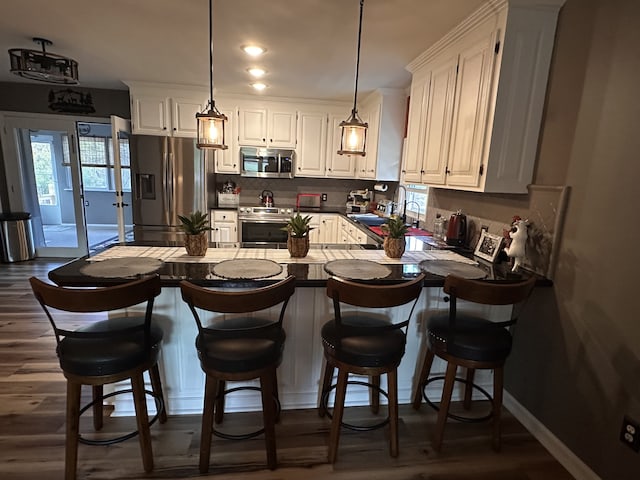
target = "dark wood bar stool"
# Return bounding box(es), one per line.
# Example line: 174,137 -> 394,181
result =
412,274 -> 536,451
319,274 -> 425,463
179,276 -> 296,472
29,275 -> 166,480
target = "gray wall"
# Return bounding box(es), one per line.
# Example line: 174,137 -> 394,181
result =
0,82 -> 130,118
428,1 -> 639,478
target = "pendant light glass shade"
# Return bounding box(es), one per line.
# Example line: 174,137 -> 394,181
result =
196,107 -> 227,149
338,112 -> 367,156
9,38 -> 79,85
338,0 -> 368,157
196,0 -> 227,150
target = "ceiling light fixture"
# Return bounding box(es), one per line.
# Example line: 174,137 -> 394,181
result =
251,82 -> 267,91
196,0 -> 227,150
8,37 -> 79,85
338,0 -> 368,157
242,45 -> 266,57
247,67 -> 266,78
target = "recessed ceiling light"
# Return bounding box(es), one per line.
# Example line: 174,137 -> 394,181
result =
247,67 -> 266,78
251,82 -> 267,91
242,45 -> 266,57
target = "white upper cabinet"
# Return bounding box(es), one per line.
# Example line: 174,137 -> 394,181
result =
212,106 -> 239,174
403,0 -> 565,193
296,111 -> 327,177
126,82 -> 208,137
358,88 -> 406,181
326,114 -> 357,178
238,108 -> 297,148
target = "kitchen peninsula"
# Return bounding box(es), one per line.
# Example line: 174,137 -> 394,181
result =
48,240 -> 543,417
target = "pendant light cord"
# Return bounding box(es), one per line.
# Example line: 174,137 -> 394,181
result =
352,0 -> 364,115
209,0 -> 215,110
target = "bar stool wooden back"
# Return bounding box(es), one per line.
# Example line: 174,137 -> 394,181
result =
319,274 -> 425,463
412,274 -> 536,452
179,276 -> 296,472
29,275 -> 166,480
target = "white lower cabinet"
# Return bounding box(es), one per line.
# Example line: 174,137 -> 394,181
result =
210,209 -> 238,244
308,214 -> 339,244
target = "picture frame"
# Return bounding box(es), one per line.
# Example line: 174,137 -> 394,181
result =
474,231 -> 503,263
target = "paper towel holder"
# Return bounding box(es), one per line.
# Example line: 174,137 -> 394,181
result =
374,183 -> 388,192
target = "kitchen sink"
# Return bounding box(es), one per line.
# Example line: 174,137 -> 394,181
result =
347,213 -> 388,227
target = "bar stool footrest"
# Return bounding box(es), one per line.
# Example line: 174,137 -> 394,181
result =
321,380 -> 390,432
212,386 -> 281,440
78,388 -> 164,446
422,376 -> 493,423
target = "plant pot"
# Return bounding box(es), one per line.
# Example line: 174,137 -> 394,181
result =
287,234 -> 309,258
383,237 -> 405,258
184,232 -> 208,256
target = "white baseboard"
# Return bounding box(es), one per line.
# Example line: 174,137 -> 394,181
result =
503,391 -> 600,480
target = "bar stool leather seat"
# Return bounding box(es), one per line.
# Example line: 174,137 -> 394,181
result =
427,314 -> 512,363
321,315 -> 406,367
196,319 -> 285,373
58,316 -> 163,376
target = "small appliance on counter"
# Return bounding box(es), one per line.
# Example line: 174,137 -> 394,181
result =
445,210 -> 468,246
346,189 -> 371,213
376,199 -> 396,217
296,193 -> 321,209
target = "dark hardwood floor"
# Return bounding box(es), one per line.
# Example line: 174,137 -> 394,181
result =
0,259 -> 575,480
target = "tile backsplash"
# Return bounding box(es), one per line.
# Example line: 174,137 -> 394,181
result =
427,185 -> 570,279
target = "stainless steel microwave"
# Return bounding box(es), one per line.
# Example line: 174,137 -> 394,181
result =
240,147 -> 295,178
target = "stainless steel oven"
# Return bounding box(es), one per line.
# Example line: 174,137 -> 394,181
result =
238,206 -> 294,244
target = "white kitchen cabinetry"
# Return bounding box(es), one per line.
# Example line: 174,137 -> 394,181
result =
403,0 -> 564,193
126,82 -> 208,137
307,214 -> 339,244
296,111 -> 327,177
210,210 -> 238,244
212,107 -> 239,174
357,89 -> 405,181
326,114 -> 357,178
238,108 -> 297,148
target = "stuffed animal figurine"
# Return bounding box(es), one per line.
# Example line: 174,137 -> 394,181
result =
504,219 -> 528,271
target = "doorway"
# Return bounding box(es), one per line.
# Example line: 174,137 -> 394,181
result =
0,113 -> 133,258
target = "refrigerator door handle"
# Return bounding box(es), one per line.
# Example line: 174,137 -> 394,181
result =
162,137 -> 171,226
167,150 -> 175,222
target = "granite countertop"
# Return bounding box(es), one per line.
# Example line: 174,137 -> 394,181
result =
48,240 -> 549,289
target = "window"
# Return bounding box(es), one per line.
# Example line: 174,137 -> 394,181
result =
62,126 -> 131,192
404,184 -> 429,217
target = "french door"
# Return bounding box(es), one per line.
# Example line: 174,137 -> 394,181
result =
3,116 -> 88,258
0,113 -> 133,258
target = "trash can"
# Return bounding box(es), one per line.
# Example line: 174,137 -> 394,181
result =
0,212 -> 36,263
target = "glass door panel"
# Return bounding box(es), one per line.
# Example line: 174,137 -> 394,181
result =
10,120 -> 88,258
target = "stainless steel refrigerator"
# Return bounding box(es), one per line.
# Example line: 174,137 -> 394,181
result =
130,136 -> 206,242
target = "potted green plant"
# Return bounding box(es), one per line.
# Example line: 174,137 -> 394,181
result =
178,210 -> 211,256
381,215 -> 408,258
281,212 -> 314,258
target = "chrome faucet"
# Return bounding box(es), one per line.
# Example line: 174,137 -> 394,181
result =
404,201 -> 421,228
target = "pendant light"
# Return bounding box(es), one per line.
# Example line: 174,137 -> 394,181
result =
8,37 -> 79,85
196,0 -> 228,150
338,0 -> 368,156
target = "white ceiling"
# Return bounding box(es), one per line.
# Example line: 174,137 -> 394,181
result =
0,0 -> 486,101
